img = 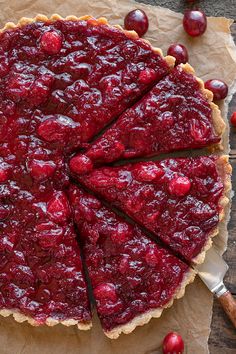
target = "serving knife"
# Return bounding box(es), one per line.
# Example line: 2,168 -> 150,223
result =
195,246 -> 236,328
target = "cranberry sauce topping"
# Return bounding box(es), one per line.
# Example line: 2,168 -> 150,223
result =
78,156 -> 225,262
0,182 -> 91,324
70,66 -> 220,172
0,18 -> 170,155
69,185 -> 189,332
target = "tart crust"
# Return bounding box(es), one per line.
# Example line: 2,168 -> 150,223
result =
180,63 -> 226,150
192,155 -> 232,265
105,268 -> 196,339
0,309 -> 92,330
0,13 -> 174,330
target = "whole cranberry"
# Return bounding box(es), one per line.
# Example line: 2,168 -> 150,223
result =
167,44 -> 188,65
124,9 -> 149,37
205,79 -> 228,100
230,112 -> 236,127
162,332 -> 184,354
40,31 -> 62,54
69,154 -> 93,175
169,176 -> 191,197
183,10 -> 207,37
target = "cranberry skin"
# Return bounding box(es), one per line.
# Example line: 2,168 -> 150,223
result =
162,332 -> 184,354
138,68 -> 157,84
167,44 -> 189,66
94,283 -> 118,302
230,112 -> 236,127
69,154 -> 93,175
0,168 -> 9,183
40,31 -> 62,54
124,9 -> 149,37
169,176 -> 191,197
183,10 -> 207,37
205,79 -> 228,100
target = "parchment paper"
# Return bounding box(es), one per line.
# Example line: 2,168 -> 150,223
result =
0,0 -> 236,353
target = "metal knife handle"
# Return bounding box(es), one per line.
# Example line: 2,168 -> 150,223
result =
217,290 -> 236,328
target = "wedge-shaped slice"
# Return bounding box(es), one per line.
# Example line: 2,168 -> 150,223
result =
0,186 -> 91,329
70,64 -> 225,174
69,185 -> 195,338
76,155 -> 231,263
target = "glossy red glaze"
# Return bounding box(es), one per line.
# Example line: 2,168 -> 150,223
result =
69,186 -> 189,332
78,156 -> 225,262
72,66 -> 220,169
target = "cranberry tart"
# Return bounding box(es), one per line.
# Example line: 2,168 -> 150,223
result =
70,64 -> 225,173
76,155 -> 231,263
69,185 -> 195,338
0,12 -> 231,337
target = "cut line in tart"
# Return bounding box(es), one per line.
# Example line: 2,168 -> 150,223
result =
69,64 -> 225,174
76,155 -> 231,264
69,185 -> 195,338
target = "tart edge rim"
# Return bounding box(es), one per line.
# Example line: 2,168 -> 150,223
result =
104,268 -> 196,339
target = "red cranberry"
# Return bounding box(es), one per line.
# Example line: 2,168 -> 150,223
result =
0,168 -> 9,183
138,68 -> 157,84
169,176 -> 191,197
47,192 -> 71,224
162,332 -> 184,354
136,163 -> 164,182
167,44 -> 189,65
37,118 -> 68,142
94,283 -> 118,302
124,9 -> 149,37
230,112 -> 236,127
28,159 -> 57,181
69,154 -> 93,175
183,10 -> 207,37
40,31 -> 62,54
204,79 -> 228,100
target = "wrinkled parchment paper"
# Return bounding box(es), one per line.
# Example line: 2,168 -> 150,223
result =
0,0 -> 236,353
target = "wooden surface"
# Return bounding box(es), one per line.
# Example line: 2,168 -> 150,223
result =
135,1 -> 236,353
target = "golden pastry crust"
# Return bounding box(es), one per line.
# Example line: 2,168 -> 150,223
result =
105,269 -> 196,339
180,63 -> 226,150
192,155 -> 232,265
0,309 -> 92,330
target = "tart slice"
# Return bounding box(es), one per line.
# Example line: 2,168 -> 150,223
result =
69,64 -> 225,174
69,185 -> 195,338
0,185 -> 91,329
76,155 -> 231,263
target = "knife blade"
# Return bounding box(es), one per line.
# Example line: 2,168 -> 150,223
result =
194,247 -> 236,328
